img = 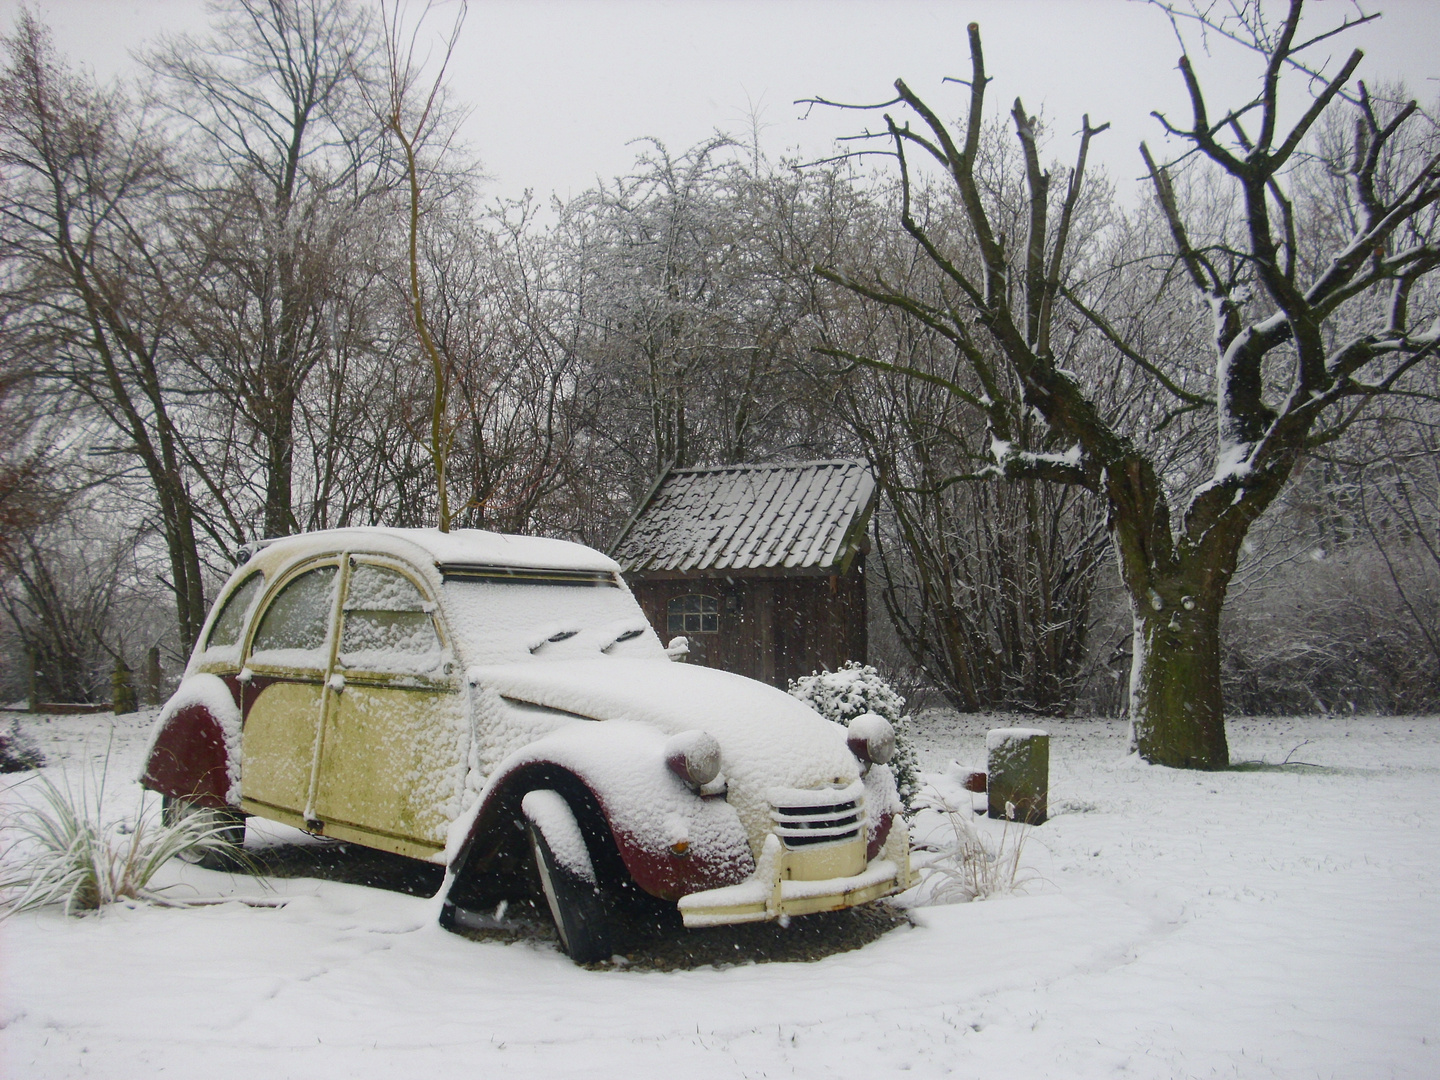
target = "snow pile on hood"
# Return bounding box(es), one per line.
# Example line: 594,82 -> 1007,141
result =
461,718 -> 754,886
472,658 -> 861,851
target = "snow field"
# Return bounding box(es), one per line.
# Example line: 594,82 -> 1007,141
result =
2,708 -> 1437,1079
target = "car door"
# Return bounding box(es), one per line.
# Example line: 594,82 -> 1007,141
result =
239,561 -> 341,827
310,557 -> 467,859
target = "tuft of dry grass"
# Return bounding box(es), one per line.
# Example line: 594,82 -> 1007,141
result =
909,789 -> 1034,904
1,766 -> 255,916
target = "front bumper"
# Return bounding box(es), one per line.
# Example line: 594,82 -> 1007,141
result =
676,834 -> 912,928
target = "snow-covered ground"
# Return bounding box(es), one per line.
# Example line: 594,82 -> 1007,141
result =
2,707 -> 1436,1079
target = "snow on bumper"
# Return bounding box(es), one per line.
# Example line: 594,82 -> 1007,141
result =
677,833 -> 911,928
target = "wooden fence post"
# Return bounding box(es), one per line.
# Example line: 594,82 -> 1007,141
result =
145,646 -> 163,705
112,660 -> 137,716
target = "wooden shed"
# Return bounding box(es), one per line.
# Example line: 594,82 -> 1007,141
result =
610,460 -> 877,690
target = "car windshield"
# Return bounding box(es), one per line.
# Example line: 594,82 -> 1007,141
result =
439,575 -> 663,667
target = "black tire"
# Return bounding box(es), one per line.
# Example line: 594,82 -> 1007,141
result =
161,795 -> 247,870
526,818 -> 612,964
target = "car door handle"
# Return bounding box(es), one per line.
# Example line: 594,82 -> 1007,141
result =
328,673 -> 346,693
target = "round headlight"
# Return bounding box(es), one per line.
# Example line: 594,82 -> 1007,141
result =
846,712 -> 896,766
665,729 -> 721,788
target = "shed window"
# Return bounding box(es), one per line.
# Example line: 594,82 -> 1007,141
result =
668,594 -> 719,635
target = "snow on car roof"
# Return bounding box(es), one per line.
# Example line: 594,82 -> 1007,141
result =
245,527 -> 620,575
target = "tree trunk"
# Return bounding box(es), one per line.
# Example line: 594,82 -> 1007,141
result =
1128,582 -> 1230,770
262,387 -> 296,539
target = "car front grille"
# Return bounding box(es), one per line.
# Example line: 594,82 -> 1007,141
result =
771,794 -> 863,847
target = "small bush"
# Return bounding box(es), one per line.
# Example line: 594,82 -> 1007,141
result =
1,770 -> 251,915
908,789 -> 1031,903
789,662 -> 921,810
0,719 -> 45,772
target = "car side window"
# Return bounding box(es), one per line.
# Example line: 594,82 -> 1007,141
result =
250,565 -> 338,666
204,572 -> 265,653
340,563 -> 445,675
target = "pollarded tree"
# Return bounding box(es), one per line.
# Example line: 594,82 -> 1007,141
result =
814,2 -> 1439,768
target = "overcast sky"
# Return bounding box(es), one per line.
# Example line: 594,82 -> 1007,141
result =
8,0 -> 1440,206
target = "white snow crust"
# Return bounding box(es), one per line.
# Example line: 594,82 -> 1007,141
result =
456,718 -> 754,879
986,727 -> 1049,752
520,789 -> 596,883
10,709 -> 1440,1080
251,527 -> 619,575
442,580 -> 666,666
470,657 -> 860,855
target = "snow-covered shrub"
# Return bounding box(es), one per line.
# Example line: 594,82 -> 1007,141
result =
0,770 -> 251,915
789,662 -> 920,810
0,719 -> 45,772
908,790 -> 1031,903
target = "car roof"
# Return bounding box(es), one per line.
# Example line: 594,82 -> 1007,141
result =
241,527 -> 620,578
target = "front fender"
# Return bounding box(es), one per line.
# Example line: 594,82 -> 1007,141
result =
139,673 -> 243,808
445,720 -> 755,904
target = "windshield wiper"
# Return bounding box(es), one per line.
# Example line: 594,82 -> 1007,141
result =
529,629 -> 579,654
601,628 -> 645,653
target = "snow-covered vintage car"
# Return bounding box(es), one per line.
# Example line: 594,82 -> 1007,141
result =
140,528 -> 910,961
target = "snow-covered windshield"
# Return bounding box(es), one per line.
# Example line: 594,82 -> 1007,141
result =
439,572 -> 664,666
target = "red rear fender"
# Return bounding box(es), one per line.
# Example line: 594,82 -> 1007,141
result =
140,675 -> 242,809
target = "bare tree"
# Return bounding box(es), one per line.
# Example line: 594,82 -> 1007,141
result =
149,0 -> 388,540
812,3 -> 1439,768
0,15 -> 212,651
560,136 -> 849,542
371,0 -> 468,532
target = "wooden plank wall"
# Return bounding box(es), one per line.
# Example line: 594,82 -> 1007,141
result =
629,561 -> 867,690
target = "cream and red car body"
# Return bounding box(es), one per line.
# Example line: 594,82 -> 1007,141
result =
141,528 -> 910,935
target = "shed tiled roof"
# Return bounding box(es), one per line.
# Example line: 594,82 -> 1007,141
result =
611,460 -> 876,574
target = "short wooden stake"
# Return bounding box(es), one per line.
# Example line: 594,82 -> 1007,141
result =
112,661 -> 137,716
145,645 -> 163,705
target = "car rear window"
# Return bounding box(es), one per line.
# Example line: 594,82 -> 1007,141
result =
250,565 -> 338,667
204,572 -> 265,654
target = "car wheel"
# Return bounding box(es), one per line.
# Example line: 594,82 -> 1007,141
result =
161,795 -> 246,870
526,817 -> 612,964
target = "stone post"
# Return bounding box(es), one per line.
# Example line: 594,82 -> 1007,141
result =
987,727 -> 1049,825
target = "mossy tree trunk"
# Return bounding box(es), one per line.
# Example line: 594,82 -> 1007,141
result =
1126,577 -> 1230,769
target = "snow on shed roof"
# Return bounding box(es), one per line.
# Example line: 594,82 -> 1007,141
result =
610,460 -> 876,574
247,527 -> 619,574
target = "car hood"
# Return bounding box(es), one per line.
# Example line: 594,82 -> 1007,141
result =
469,657 -> 860,797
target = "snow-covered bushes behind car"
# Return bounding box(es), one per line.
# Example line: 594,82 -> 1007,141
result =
789,662 -> 919,811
